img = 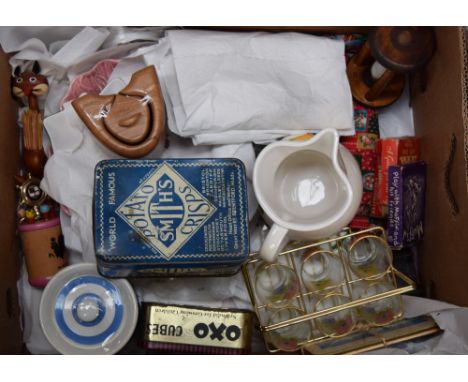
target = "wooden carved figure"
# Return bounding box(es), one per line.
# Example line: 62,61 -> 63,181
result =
11,61 -> 49,177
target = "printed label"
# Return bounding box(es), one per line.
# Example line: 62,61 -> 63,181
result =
94,159 -> 249,275
117,162 -> 217,259
143,304 -> 253,349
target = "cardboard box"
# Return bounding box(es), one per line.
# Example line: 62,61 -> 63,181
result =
1,27 -> 467,354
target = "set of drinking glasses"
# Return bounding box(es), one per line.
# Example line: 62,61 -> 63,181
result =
243,227 -> 412,352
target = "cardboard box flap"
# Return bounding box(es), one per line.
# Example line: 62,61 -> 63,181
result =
1,26 -> 468,355
412,27 -> 468,306
0,50 -> 22,353
462,28 -> 468,194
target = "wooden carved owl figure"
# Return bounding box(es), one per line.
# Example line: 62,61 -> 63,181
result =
11,62 -> 49,107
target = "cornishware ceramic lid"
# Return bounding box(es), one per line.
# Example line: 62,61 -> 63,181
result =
39,263 -> 138,354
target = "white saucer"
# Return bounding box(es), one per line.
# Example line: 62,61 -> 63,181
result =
39,263 -> 138,355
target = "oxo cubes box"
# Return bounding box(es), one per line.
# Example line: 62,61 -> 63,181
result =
93,159 -> 250,277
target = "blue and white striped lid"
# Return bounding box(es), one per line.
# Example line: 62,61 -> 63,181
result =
40,263 -> 138,354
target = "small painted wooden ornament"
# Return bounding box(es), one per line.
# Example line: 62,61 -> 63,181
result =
11,61 -> 49,177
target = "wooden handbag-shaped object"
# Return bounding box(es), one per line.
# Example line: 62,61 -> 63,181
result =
72,65 -> 165,158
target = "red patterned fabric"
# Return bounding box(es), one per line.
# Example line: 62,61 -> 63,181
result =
340,35 -> 381,229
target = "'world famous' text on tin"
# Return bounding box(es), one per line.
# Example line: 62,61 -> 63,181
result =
116,162 -> 217,259
107,172 -> 118,251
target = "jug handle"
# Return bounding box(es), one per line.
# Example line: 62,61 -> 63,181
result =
260,224 -> 289,263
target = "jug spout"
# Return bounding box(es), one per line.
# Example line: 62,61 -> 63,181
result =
306,128 -> 350,190
307,128 -> 340,161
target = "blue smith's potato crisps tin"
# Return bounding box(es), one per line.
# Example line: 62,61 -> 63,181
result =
94,159 -> 250,277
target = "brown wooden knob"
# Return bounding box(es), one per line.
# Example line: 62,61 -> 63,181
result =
23,148 -> 46,178
369,27 -> 435,74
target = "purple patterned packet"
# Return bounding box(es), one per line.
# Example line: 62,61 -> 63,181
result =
387,161 -> 426,249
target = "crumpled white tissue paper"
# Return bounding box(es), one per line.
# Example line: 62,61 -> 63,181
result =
0,26 -> 161,117
366,296 -> 468,354
159,30 -> 355,145
378,83 -> 415,138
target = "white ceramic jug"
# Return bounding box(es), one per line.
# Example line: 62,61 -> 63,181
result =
253,128 -> 362,262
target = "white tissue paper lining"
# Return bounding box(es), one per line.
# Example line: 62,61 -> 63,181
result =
378,82 -> 415,138
160,30 -> 355,145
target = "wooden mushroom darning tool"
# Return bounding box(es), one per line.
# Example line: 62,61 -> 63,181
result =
347,27 -> 435,108
72,65 -> 165,158
11,62 -> 49,177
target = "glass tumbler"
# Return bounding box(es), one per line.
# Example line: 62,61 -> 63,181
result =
266,307 -> 311,352
255,262 -> 300,308
357,280 -> 402,326
301,250 -> 345,294
315,294 -> 356,337
347,235 -> 392,279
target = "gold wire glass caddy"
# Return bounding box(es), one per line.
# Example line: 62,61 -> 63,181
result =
242,226 -> 416,353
